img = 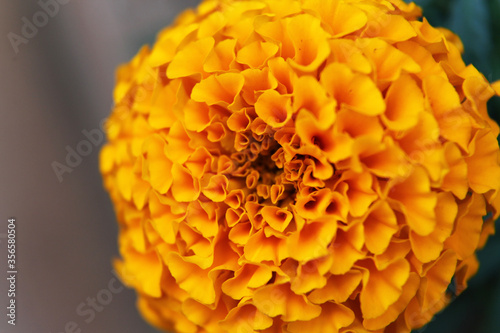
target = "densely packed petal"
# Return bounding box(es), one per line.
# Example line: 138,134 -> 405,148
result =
100,0 -> 500,332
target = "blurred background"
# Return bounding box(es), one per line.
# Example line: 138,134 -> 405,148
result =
0,0 -> 498,332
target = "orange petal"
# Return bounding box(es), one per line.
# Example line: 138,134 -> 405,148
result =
287,302 -> 355,333
186,200 -> 218,238
183,100 -> 212,132
286,14 -> 330,72
142,134 -> 173,194
357,38 -> 420,85
163,252 -> 215,305
191,72 -> 244,106
363,201 -> 398,255
166,37 -> 214,78
363,272 -> 420,330
171,163 -> 200,202
149,80 -> 180,129
328,39 -> 372,74
422,75 -> 471,150
359,258 -> 410,319
241,68 -> 279,104
339,170 -> 379,218
221,264 -> 273,299
410,192 -> 457,263
261,206 -> 293,232
290,259 -> 329,294
253,283 -> 322,321
389,166 -> 437,236
465,130 -> 500,193
220,303 -> 273,331
308,270 -> 362,304
445,193 -> 485,260
362,12 -> 416,43
329,222 -> 365,274
321,63 -> 385,115
236,40 -> 279,68
165,121 -> 194,164
419,250 -> 457,313
254,89 -> 293,128
244,229 -> 288,265
204,38 -> 237,72
114,249 -> 163,297
293,76 -> 336,128
441,142 -> 468,199
303,0 -> 368,37
202,174 -> 229,202
382,74 -> 423,131
287,218 -> 337,262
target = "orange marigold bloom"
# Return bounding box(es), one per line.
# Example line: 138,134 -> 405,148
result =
100,0 -> 500,332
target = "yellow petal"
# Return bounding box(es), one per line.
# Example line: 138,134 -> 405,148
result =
363,273 -> 420,330
166,37 -> 214,78
220,303 -> 273,331
445,193 -> 485,260
293,75 -> 336,128
359,258 -> 410,319
202,174 -> 229,202
186,200 -> 218,238
253,283 -> 322,321
308,270 -> 362,304
303,0 -> 368,37
339,170 -> 379,218
290,259 -> 330,294
410,192 -> 457,263
363,201 -> 398,255
419,250 -> 457,312
244,229 -> 288,265
171,163 -> 200,202
357,38 -> 420,85
204,38 -> 237,72
329,222 -> 365,274
261,206 -> 293,232
142,134 -> 173,194
149,80 -> 180,129
382,74 -> 423,131
422,75 -> 471,150
191,72 -> 245,106
236,40 -> 279,68
465,130 -> 500,193
114,249 -> 163,297
163,252 -> 215,305
321,63 -> 385,115
183,100 -> 212,132
389,166 -> 437,236
362,13 -> 416,43
441,142 -> 469,199
286,14 -> 331,72
222,264 -> 273,299
197,11 -> 226,38
287,302 -> 355,333
241,68 -> 279,104
328,39 -> 372,74
287,218 -> 337,262
254,89 -> 293,128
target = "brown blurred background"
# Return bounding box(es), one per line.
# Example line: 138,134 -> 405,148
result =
0,1 -> 198,332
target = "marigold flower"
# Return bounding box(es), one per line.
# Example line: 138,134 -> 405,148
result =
100,0 -> 500,332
